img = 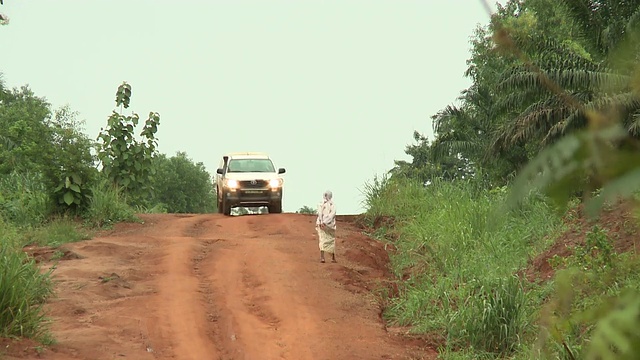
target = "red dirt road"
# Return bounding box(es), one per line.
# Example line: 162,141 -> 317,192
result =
6,213 -> 434,360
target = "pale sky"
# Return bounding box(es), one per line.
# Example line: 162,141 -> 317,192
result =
0,1 -> 499,214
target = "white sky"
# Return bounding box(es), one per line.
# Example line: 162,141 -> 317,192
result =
0,1 -> 500,214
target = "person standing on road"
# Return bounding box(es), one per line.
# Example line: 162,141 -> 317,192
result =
316,190 -> 337,263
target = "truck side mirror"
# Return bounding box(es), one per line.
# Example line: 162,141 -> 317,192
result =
216,168 -> 224,174
278,168 -> 286,174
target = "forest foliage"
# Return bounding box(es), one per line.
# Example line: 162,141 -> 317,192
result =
369,0 -> 640,358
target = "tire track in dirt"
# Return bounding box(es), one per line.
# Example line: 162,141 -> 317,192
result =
157,216 -> 219,358
127,214 -> 220,359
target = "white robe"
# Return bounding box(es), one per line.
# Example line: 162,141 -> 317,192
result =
316,199 -> 336,253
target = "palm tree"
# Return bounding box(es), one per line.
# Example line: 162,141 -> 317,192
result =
492,0 -> 640,154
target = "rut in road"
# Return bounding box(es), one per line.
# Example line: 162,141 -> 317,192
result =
8,213 -> 434,360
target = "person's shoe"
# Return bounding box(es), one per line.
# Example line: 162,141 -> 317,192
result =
320,258 -> 325,263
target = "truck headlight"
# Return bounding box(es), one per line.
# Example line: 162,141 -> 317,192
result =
269,178 -> 283,188
225,179 -> 239,189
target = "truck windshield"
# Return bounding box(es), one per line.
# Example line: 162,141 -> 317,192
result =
227,159 -> 276,173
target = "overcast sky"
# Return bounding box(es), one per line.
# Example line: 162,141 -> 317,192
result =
0,1 -> 499,214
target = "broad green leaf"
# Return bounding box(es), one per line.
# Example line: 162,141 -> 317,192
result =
63,191 -> 74,205
69,184 -> 81,193
70,172 -> 82,185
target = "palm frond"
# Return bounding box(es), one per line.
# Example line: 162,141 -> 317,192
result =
431,105 -> 466,135
432,139 -> 480,162
0,135 -> 16,150
629,112 -> 640,136
498,68 -> 629,94
511,35 -> 599,69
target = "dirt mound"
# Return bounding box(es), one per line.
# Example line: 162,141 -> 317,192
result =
0,338 -> 46,359
23,246 -> 83,263
524,200 -> 640,282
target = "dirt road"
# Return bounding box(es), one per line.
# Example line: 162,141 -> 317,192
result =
6,213 -> 434,360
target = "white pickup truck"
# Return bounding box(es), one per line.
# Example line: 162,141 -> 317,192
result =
215,152 -> 286,216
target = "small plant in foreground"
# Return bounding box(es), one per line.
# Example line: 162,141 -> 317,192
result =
574,226 -> 616,272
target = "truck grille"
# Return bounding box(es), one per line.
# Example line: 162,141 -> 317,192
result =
239,180 -> 268,189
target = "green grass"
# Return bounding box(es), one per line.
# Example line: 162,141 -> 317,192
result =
83,179 -> 140,228
0,171 -> 54,228
362,177 -> 563,356
362,176 -> 640,359
21,216 -> 93,247
0,218 -> 53,342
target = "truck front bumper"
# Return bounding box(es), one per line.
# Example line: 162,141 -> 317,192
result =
224,188 -> 282,207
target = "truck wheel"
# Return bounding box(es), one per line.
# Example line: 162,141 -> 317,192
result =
216,188 -> 223,213
268,201 -> 282,214
222,196 -> 232,216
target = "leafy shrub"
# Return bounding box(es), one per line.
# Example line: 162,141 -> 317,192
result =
96,82 -> 160,206
0,84 -> 96,212
152,151 -> 216,213
296,205 -> 317,215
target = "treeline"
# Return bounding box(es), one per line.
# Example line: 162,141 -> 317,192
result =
0,80 -> 217,341
392,0 -> 640,192
364,0 -> 640,359
0,80 -> 217,226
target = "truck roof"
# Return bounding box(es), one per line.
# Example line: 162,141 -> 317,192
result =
224,152 -> 270,159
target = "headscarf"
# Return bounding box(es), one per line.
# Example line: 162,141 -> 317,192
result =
318,190 -> 336,229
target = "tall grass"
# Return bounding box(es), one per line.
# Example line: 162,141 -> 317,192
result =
362,176 -> 562,355
0,217 -> 53,341
0,171 -> 54,228
83,179 -> 139,228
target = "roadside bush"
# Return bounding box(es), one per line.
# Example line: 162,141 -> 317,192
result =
0,85 -> 97,212
152,151 -> 216,213
96,82 -> 159,207
48,105 -> 99,211
296,205 -> 317,215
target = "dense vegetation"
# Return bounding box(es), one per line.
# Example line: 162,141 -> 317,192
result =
0,79 -> 218,341
362,0 -> 640,358
3,0 -> 640,358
